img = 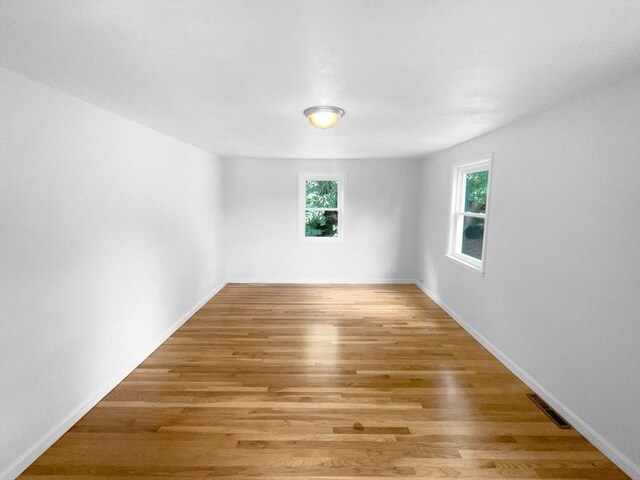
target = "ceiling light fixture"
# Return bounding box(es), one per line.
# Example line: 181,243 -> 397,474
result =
303,106 -> 345,130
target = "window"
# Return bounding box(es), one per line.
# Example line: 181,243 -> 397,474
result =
298,173 -> 344,241
447,156 -> 492,274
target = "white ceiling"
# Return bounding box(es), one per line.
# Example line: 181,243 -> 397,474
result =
1,0 -> 638,159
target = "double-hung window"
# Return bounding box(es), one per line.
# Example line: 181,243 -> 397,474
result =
447,156 -> 492,274
298,173 -> 344,241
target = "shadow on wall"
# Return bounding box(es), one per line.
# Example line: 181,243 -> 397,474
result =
347,186 -> 416,280
385,184 -> 418,281
424,252 -> 440,296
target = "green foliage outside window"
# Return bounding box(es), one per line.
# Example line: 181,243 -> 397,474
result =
305,180 -> 339,237
305,181 -> 338,208
305,210 -> 339,237
465,171 -> 489,213
462,170 -> 489,258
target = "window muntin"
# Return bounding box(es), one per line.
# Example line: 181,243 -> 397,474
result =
447,158 -> 492,273
299,174 -> 344,241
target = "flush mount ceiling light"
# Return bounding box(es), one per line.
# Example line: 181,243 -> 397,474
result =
303,106 -> 345,130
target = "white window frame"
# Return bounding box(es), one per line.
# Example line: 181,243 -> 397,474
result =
298,173 -> 345,243
446,155 -> 493,275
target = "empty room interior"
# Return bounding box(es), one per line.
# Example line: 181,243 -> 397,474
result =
1,1 -> 640,479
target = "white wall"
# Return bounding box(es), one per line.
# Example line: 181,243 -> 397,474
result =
416,75 -> 640,478
225,157 -> 419,283
0,68 -> 227,479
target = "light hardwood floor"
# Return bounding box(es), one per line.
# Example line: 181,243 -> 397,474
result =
21,284 -> 628,479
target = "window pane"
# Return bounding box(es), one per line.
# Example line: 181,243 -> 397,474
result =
464,170 -> 489,213
306,180 -> 338,208
461,216 -> 484,259
305,210 -> 339,237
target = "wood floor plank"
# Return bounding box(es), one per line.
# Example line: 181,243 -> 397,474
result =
19,284 -> 629,478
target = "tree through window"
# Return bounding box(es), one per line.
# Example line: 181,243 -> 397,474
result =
299,174 -> 344,241
447,158 -> 492,274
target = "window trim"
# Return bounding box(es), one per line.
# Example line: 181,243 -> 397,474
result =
298,173 -> 345,243
446,155 -> 493,276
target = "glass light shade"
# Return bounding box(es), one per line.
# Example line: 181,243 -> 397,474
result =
308,111 -> 341,129
304,106 -> 345,129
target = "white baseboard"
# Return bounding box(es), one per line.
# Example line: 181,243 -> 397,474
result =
227,278 -> 416,284
414,281 -> 640,480
1,281 -> 227,480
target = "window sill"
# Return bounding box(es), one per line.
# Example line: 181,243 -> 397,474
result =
300,237 -> 344,244
445,253 -> 485,277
